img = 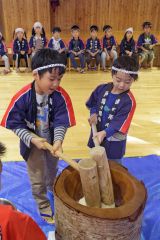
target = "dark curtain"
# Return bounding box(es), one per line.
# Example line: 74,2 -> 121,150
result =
50,0 -> 60,11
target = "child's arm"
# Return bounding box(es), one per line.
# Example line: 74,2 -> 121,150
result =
86,84 -> 104,115
93,40 -> 101,55
51,87 -> 76,154
77,39 -> 85,54
68,40 -> 77,55
43,37 -> 47,47
149,35 -> 158,49
29,37 -> 35,52
52,140 -> 63,156
137,35 -> 148,52
48,39 -> 52,48
21,40 -> 29,55
102,93 -> 136,143
0,85 -> 46,150
13,40 -> 19,54
59,40 -> 66,53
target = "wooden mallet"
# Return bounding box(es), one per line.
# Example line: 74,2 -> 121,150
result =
31,134 -> 101,208
90,124 -> 115,206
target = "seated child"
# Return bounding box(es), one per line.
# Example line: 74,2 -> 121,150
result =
48,27 -> 66,54
68,25 -> 86,73
86,25 -> 101,70
29,21 -> 47,57
137,21 -> 158,68
120,27 -> 136,57
13,28 -> 31,72
101,25 -> 117,71
0,32 -> 11,74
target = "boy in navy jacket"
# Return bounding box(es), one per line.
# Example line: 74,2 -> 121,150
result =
69,25 -> 86,73
1,49 -> 76,224
86,25 -> 101,70
48,27 -> 66,55
86,56 -> 138,164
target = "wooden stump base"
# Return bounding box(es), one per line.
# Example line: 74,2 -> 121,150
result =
54,161 -> 147,240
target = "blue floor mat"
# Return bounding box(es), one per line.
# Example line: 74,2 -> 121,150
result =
0,155 -> 160,240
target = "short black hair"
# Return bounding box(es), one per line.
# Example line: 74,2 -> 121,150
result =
90,25 -> 98,32
142,21 -> 152,28
0,143 -> 6,158
103,25 -> 112,32
31,48 -> 67,77
52,27 -> 61,33
112,56 -> 139,80
71,25 -> 80,31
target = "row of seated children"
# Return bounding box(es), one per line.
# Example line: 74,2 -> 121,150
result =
0,21 -> 158,74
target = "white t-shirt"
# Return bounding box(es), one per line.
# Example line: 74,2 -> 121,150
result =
35,93 -> 51,142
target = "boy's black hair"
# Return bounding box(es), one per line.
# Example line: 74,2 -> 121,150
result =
52,27 -> 61,33
112,55 -> 139,80
31,48 -> 67,77
32,27 -> 46,38
71,25 -> 80,31
103,25 -> 112,32
0,143 -> 6,158
90,25 -> 99,32
142,21 -> 152,28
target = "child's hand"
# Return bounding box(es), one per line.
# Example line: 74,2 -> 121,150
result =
20,51 -> 25,55
59,49 -> 63,54
88,113 -> 97,125
128,51 -> 133,56
149,45 -> 153,50
31,137 -> 47,150
52,140 -> 63,157
77,51 -> 82,55
93,130 -> 106,144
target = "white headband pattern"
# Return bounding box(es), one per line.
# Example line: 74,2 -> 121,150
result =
33,22 -> 42,30
111,66 -> 138,75
33,64 -> 66,73
15,28 -> 24,33
125,27 -> 133,33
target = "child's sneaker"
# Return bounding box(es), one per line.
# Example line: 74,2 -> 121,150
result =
16,68 -> 20,73
76,67 -> 81,72
80,69 -> 85,74
39,205 -> 54,224
40,212 -> 55,224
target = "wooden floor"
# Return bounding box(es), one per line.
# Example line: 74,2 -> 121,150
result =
0,68 -> 160,161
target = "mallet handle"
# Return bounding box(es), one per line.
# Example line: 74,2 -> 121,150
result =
43,142 -> 79,171
92,124 -> 100,147
30,132 -> 79,171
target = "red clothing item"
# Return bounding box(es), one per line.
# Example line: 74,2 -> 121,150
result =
0,205 -> 47,240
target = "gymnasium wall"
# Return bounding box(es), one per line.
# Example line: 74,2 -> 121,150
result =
0,0 -> 51,43
0,0 -> 160,44
53,0 -> 160,33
